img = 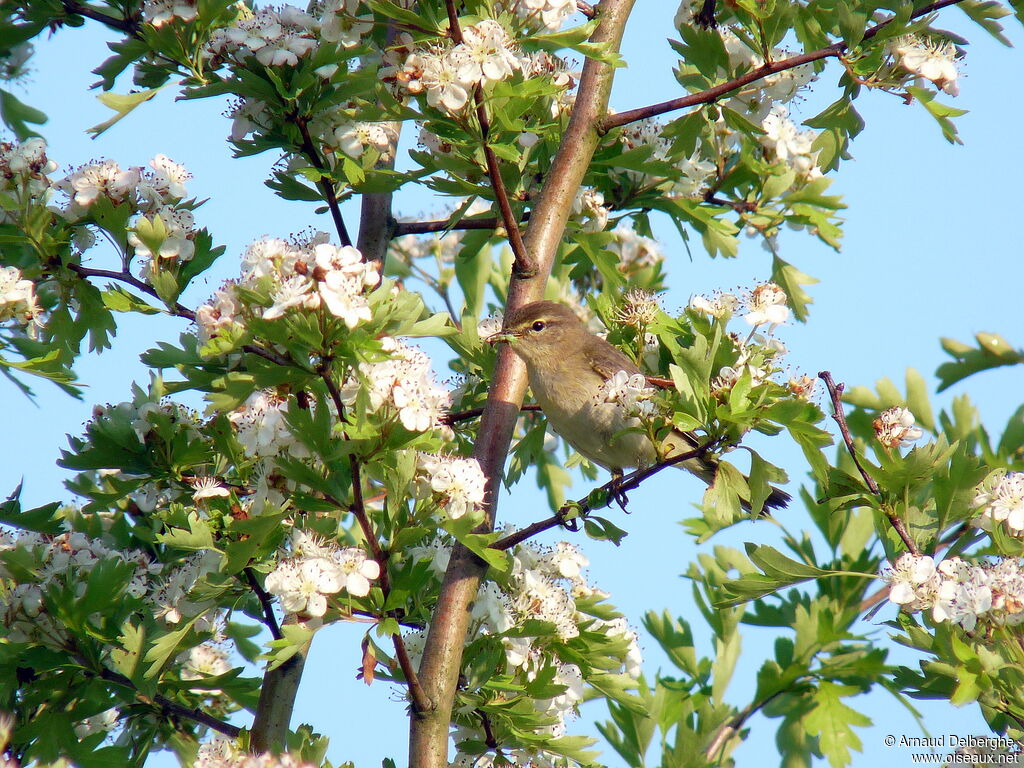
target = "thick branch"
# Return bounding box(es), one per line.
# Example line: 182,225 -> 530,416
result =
411,4 -> 637,766
599,0 -> 966,132
251,631 -> 310,752
356,24 -> 403,264
818,370 -> 919,555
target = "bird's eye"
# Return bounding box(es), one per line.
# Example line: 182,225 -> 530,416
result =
531,320 -> 546,332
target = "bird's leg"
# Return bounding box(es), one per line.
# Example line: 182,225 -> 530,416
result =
609,468 -> 629,512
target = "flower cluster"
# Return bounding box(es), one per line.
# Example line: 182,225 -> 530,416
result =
888,35 -> 960,96
142,0 -> 198,27
571,187 -> 609,232
405,537 -> 641,766
227,389 -> 311,459
195,236 -> 380,348
617,119 -> 717,197
195,736 -> 318,768
594,370 -> 657,419
973,472 -> 1024,535
415,453 -> 487,519
180,642 -> 232,693
340,337 -> 453,433
0,526 -> 157,646
760,105 -> 821,181
390,20 -> 520,113
689,283 -> 794,393
743,281 -> 790,327
0,522 -> 225,650
496,0 -> 578,32
265,531 -> 380,618
872,406 -> 924,449
0,266 -> 39,328
204,6 -> 319,68
55,154 -> 198,269
885,553 -> 1024,631
689,291 -> 739,318
0,137 -> 58,205
615,288 -> 660,328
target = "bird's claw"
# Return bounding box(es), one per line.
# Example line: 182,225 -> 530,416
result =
610,471 -> 630,512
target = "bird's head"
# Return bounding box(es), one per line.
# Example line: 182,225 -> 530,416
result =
486,301 -> 584,369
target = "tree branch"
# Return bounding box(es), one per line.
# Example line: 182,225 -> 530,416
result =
60,0 -> 140,35
576,2 -> 596,20
93,665 -> 240,738
445,2 -> 535,278
66,263 -> 196,321
599,0 -> 967,132
244,568 -> 283,641
491,443 -> 717,551
411,4 -> 638,765
392,212 -> 531,237
441,403 -> 542,426
357,23 -> 403,264
294,117 -> 353,247
818,370 -> 919,555
320,370 -> 432,715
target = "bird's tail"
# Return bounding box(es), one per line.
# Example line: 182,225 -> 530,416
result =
664,433 -> 791,513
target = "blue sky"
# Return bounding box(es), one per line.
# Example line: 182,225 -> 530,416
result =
5,3 -> 1023,766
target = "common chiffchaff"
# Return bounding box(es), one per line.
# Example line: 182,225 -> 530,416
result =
488,300 -> 790,511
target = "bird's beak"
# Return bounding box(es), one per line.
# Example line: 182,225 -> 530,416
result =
485,331 -> 517,346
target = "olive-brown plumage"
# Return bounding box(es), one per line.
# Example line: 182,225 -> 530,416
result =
493,300 -> 789,511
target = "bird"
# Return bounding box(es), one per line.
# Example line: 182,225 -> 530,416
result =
488,300 -> 791,512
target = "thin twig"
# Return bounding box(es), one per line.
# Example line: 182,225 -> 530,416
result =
442,403 -> 543,426
704,192 -> 758,212
705,688 -> 789,760
491,443 -> 717,551
67,263 -> 196,321
576,1 -> 596,19
93,665 -> 241,737
294,117 -> 353,247
600,0 -> 966,132
445,1 -> 536,278
245,568 -> 283,641
320,369 -> 432,714
61,0 -> 139,34
476,708 -> 500,750
393,212 -> 531,237
818,370 -> 919,555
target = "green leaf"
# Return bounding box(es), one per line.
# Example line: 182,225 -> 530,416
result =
937,332 -> 1023,391
803,681 -> 871,768
0,87 -> 46,139
716,544 -> 834,606
906,86 -> 967,145
771,256 -> 818,322
101,285 -> 162,315
89,86 -> 167,137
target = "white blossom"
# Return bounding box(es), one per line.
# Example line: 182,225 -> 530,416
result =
872,406 -> 924,449
416,453 -> 486,519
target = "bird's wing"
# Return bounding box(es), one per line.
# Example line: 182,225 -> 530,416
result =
585,336 -> 643,381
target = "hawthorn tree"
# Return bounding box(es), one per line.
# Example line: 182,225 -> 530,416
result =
0,0 -> 1022,767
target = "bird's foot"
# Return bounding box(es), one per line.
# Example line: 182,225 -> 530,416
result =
609,470 -> 629,512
